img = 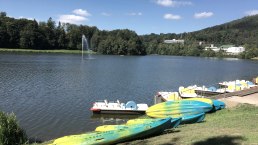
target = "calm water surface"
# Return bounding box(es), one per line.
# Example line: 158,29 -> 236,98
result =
0,53 -> 258,141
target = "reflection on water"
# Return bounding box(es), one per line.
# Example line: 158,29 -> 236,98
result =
0,53 -> 257,141
91,114 -> 143,125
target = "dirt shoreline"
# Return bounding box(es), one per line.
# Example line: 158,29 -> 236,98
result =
219,93 -> 258,108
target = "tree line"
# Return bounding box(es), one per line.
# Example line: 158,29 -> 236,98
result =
0,12 -> 145,55
1,11 -> 258,58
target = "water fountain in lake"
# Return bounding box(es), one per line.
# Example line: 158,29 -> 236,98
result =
82,34 -> 94,60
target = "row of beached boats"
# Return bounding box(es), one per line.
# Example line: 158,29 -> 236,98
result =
50,78 -> 257,145
89,79 -> 257,115
51,98 -> 225,145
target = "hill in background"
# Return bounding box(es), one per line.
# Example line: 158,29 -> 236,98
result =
142,14 -> 258,58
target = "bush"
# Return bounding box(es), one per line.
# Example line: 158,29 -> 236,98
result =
0,111 -> 28,145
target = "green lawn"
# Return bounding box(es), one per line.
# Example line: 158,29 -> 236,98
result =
119,104 -> 258,145
0,48 -> 95,54
31,104 -> 258,145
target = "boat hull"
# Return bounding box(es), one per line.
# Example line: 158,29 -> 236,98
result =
95,117 -> 180,132
51,118 -> 172,145
185,98 -> 213,105
146,100 -> 213,117
170,118 -> 182,128
91,108 -> 146,115
212,100 -> 226,110
180,113 -> 205,124
195,90 -> 224,95
126,118 -> 182,128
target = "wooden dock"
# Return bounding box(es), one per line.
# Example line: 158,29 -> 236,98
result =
153,86 -> 258,105
209,86 -> 258,99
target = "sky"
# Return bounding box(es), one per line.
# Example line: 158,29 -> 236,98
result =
1,0 -> 258,35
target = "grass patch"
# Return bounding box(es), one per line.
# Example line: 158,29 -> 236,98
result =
0,48 -> 96,54
118,104 -> 258,145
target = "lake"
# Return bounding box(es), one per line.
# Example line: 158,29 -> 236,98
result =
0,53 -> 258,141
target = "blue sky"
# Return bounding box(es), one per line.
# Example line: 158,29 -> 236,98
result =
1,0 -> 258,35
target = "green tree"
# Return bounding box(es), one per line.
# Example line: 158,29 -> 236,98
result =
56,22 -> 67,49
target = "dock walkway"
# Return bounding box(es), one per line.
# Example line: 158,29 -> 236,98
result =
153,86 -> 258,105
210,86 -> 258,99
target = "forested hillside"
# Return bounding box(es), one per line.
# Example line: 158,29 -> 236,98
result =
1,11 -> 258,58
0,12 -> 145,55
142,15 -> 258,58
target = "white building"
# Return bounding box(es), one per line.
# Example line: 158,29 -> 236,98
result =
205,44 -> 245,55
205,44 -> 220,52
226,46 -> 245,55
164,39 -> 184,44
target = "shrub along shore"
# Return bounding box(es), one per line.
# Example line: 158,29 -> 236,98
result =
0,111 -> 27,145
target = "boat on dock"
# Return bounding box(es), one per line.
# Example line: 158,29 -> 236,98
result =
90,100 -> 148,114
193,85 -> 226,95
156,91 -> 182,102
218,80 -> 257,92
178,86 -> 198,98
253,76 -> 258,85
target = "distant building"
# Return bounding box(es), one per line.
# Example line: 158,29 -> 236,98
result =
164,39 -> 184,44
225,46 -> 245,55
205,44 -> 220,52
220,45 -> 245,55
204,44 -> 245,55
220,45 -> 235,51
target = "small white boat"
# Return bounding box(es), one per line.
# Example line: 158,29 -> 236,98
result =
90,100 -> 148,115
178,86 -> 198,98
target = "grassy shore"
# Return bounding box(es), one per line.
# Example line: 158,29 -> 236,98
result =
0,48 -> 95,54
119,104 -> 258,145
32,104 -> 258,145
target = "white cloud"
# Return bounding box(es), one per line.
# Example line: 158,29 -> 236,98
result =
245,10 -> 258,16
156,0 -> 192,7
73,9 -> 91,16
101,12 -> 111,16
194,12 -> 213,19
58,15 -> 88,24
126,12 -> 143,16
58,9 -> 91,24
164,13 -> 181,20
